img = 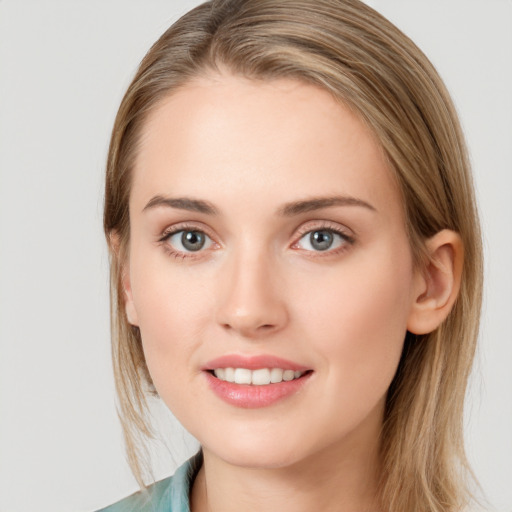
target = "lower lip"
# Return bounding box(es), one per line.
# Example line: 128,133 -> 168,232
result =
204,371 -> 312,408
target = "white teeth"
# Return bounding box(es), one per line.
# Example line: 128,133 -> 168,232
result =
213,367 -> 305,385
224,367 -> 235,383
283,369 -> 295,381
251,368 -> 271,385
213,368 -> 225,380
270,368 -> 283,383
234,368 -> 252,384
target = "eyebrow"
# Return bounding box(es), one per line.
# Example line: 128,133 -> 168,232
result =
142,194 -> 376,216
142,195 -> 218,215
277,196 -> 376,216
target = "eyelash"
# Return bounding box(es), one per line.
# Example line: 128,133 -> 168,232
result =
158,223 -> 217,260
157,221 -> 355,260
292,222 -> 355,257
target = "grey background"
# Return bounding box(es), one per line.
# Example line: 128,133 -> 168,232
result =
0,1 -> 510,511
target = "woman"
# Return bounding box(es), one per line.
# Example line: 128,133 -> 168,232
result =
98,0 -> 483,510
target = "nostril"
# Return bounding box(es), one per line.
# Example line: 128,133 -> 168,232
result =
217,300 -> 288,336
220,321 -> 278,337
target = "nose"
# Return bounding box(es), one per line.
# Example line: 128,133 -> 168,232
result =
216,250 -> 289,339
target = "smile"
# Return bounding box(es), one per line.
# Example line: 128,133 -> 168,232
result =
212,367 -> 305,385
203,355 -> 313,408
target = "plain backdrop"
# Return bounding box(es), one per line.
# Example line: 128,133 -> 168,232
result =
0,1 -> 511,511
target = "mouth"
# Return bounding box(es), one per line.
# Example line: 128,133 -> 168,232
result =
202,355 -> 313,408
208,367 -> 310,385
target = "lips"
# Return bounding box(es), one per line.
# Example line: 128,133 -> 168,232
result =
202,354 -> 313,408
204,354 -> 310,372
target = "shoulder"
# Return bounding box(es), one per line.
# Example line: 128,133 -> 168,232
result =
96,451 -> 202,512
96,476 -> 173,512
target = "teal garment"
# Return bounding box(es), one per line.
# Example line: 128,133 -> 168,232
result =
96,451 -> 202,512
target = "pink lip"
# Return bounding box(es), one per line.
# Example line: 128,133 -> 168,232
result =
202,354 -> 313,408
203,354 -> 309,371
204,372 -> 312,408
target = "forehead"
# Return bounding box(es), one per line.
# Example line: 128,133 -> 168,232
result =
131,73 -> 402,219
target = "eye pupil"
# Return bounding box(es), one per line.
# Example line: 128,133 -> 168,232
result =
310,230 -> 333,251
181,231 -> 205,251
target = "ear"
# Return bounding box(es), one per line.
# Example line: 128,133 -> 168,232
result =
110,231 -> 139,327
122,267 -> 139,327
407,229 -> 463,335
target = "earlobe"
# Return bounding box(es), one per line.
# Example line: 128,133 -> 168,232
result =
110,230 -> 139,326
123,268 -> 139,326
407,229 -> 463,335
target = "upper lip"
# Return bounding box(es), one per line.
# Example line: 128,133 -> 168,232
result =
203,354 -> 310,372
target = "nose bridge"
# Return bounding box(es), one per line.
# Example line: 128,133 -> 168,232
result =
216,241 -> 288,337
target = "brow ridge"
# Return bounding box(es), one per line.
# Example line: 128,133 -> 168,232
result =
142,194 -> 375,216
277,196 -> 376,216
142,195 -> 218,215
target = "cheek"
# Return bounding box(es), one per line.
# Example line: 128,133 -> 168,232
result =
298,245 -> 414,385
128,252 -> 212,385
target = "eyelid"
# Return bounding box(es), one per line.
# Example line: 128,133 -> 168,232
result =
290,220 -> 355,253
158,221 -> 218,242
156,220 -> 354,259
292,220 -> 355,242
158,222 -> 221,258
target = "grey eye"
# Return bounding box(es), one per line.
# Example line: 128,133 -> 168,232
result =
182,231 -> 205,251
168,230 -> 212,252
310,230 -> 334,251
297,229 -> 346,252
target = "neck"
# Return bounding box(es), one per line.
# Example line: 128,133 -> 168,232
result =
190,433 -> 382,512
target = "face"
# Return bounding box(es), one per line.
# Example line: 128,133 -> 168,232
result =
124,73 -> 421,469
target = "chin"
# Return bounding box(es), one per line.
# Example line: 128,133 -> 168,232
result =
199,427 -> 315,469
216,447 -> 303,470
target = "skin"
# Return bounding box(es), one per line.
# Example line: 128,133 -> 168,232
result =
122,73 -> 462,512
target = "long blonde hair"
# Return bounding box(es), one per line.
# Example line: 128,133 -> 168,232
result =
104,1 -> 483,510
